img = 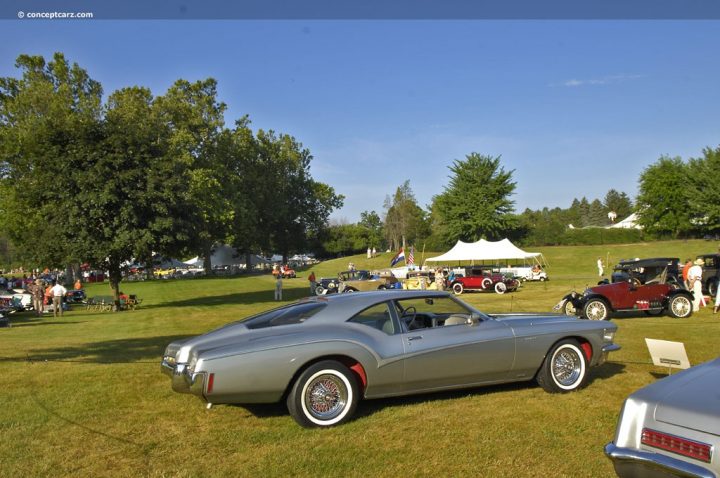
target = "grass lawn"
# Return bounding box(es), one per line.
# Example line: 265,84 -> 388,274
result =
1,239 -> 718,477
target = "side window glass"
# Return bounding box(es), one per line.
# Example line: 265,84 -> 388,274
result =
348,303 -> 395,335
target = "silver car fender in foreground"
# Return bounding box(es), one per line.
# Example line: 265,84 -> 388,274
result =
605,357 -> 720,478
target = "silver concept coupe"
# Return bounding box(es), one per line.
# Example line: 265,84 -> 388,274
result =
162,290 -> 620,427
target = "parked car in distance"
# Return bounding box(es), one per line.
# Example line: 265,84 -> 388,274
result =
338,269 -> 398,292
605,356 -> 720,478
65,289 -> 86,303
499,264 -> 548,282
450,267 -> 519,295
272,267 -> 296,279
162,290 -> 621,427
556,265 -> 694,320
403,270 -> 437,290
0,288 -> 33,311
315,277 -> 340,295
697,253 -> 720,296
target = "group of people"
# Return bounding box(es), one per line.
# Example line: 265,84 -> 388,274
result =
682,257 -> 720,314
25,279 -> 71,317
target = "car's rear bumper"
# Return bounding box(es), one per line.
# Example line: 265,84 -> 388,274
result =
605,442 -> 716,478
161,358 -> 207,398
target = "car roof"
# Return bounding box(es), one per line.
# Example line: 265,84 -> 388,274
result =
615,257 -> 679,268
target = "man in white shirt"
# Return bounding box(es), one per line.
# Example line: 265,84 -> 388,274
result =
687,258 -> 705,312
50,281 -> 67,317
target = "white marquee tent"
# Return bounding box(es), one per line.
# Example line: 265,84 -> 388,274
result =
425,238 -> 545,265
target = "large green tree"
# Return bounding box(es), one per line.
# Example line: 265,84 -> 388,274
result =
687,146 -> 720,233
603,189 -> 633,222
383,181 -> 429,251
430,153 -> 516,245
635,155 -> 693,238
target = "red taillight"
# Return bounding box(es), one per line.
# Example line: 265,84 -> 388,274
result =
206,373 -> 215,394
641,428 -> 712,463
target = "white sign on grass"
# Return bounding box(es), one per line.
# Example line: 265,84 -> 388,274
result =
645,338 -> 691,371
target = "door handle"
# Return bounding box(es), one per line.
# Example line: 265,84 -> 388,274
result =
407,335 -> 423,341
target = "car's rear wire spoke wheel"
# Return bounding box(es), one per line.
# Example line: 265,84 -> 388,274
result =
495,282 -> 507,294
304,374 -> 347,418
668,295 -> 693,318
287,360 -> 359,428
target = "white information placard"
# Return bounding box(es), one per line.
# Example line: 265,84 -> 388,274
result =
645,338 -> 691,371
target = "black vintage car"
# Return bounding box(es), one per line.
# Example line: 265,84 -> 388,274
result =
609,257 -> 682,287
697,253 -> 720,296
315,277 -> 340,295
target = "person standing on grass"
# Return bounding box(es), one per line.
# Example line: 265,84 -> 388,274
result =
682,258 -> 693,289
597,257 -> 604,277
50,280 -> 67,317
687,258 -> 705,312
29,279 -> 44,316
308,271 -> 316,296
274,273 -> 283,301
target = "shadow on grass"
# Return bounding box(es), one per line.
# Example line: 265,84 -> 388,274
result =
4,313 -> 86,328
141,288 -> 312,310
1,334 -> 195,364
234,383 -> 536,421
235,368 -> 624,423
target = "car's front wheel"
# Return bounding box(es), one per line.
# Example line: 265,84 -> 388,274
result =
536,340 -> 588,393
561,299 -> 577,316
584,299 -> 610,320
452,283 -> 464,295
668,294 -> 693,318
287,360 -> 359,428
495,282 -> 507,294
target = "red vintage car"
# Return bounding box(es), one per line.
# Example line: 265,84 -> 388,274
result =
450,267 -> 519,295
556,265 -> 694,320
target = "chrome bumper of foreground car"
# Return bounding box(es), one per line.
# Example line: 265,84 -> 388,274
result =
599,343 -> 621,364
161,359 -> 207,397
604,443 -> 716,478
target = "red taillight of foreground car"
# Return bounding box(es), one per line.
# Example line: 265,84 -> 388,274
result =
206,373 -> 215,394
641,428 -> 712,463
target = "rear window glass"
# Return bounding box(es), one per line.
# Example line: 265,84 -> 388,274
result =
243,302 -> 326,329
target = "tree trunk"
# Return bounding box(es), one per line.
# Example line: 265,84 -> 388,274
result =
203,242 -> 214,276
245,252 -> 252,273
108,260 -> 122,310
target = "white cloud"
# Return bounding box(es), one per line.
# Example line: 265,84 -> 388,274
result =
555,74 -> 643,87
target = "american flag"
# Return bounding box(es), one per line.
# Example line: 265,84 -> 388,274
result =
407,246 -> 414,265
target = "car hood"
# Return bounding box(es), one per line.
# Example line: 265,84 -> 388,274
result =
651,358 -> 720,436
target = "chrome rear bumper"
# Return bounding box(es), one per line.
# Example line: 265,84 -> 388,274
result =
161,358 -> 207,397
605,442 -> 716,478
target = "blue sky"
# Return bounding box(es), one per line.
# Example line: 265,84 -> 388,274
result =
1,20 -> 718,222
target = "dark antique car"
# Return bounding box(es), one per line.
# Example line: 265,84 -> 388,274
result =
556,264 -> 694,320
162,290 -> 620,427
315,277 -> 340,295
697,253 -> 720,296
610,257 -> 682,287
605,356 -> 720,477
450,267 -> 519,295
338,269 -> 399,293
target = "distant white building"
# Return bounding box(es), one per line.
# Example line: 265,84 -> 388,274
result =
608,213 -> 642,230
